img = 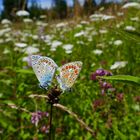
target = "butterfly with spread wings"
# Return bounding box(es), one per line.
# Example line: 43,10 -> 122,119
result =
31,55 -> 82,91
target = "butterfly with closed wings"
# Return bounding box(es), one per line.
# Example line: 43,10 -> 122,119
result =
31,55 -> 58,90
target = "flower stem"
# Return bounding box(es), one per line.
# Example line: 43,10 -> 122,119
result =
49,103 -> 53,140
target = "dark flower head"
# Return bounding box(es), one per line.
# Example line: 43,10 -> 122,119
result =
116,93 -> 124,102
40,125 -> 49,134
90,73 -> 97,81
134,96 -> 140,102
99,81 -> 112,89
93,99 -> 105,110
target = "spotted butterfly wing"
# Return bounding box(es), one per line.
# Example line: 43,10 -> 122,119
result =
57,61 -> 82,91
31,55 -> 58,89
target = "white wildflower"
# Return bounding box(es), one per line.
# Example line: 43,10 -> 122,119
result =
133,105 -> 140,111
80,21 -> 89,25
91,31 -> 98,36
1,19 -> 12,24
117,12 -> 124,16
36,21 -> 48,27
90,14 -> 115,21
110,61 -> 128,70
96,43 -> 105,48
99,29 -> 108,34
89,14 -> 104,19
25,46 -> 39,54
77,41 -> 84,45
76,24 -> 82,28
85,27 -> 94,31
0,28 -> 11,36
40,15 -> 47,19
42,35 -> 54,43
99,7 -> 104,11
65,50 -> 72,54
15,43 -> 27,48
22,56 -> 29,62
23,18 -> 33,23
3,48 -> 10,54
122,2 -> 140,9
16,10 -> 30,16
102,15 -> 115,20
63,44 -> 73,54
56,22 -> 68,28
116,22 -> 124,28
125,26 -> 136,31
5,38 -> 12,42
50,40 -> 62,51
114,40 -> 123,46
74,31 -> 85,37
32,35 -> 39,40
0,39 -> 4,43
93,49 -> 103,55
130,17 -> 139,22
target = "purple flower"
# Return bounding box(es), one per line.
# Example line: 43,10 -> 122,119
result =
90,69 -> 112,81
96,69 -> 106,76
31,111 -> 49,126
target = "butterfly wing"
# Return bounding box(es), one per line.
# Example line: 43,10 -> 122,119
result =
57,61 -> 82,91
31,55 -> 58,89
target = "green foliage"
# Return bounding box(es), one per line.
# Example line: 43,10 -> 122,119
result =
100,75 -> 140,85
53,0 -> 67,19
0,6 -> 140,140
1,0 -> 28,19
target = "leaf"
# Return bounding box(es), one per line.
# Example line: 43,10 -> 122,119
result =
99,75 -> 140,85
16,69 -> 34,74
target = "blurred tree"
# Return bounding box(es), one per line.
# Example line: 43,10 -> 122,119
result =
100,0 -> 106,5
73,0 -> 83,18
52,0 -> 67,19
28,0 -> 43,19
2,0 -> 28,19
83,0 -> 97,15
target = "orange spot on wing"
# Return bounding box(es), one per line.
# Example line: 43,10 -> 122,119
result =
63,73 -> 69,78
74,70 -> 78,74
66,66 -> 68,69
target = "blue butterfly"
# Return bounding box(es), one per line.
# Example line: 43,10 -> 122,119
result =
31,55 -> 58,90
31,55 -> 82,91
56,61 -> 82,91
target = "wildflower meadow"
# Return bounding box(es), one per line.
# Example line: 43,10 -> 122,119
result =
0,1 -> 140,140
